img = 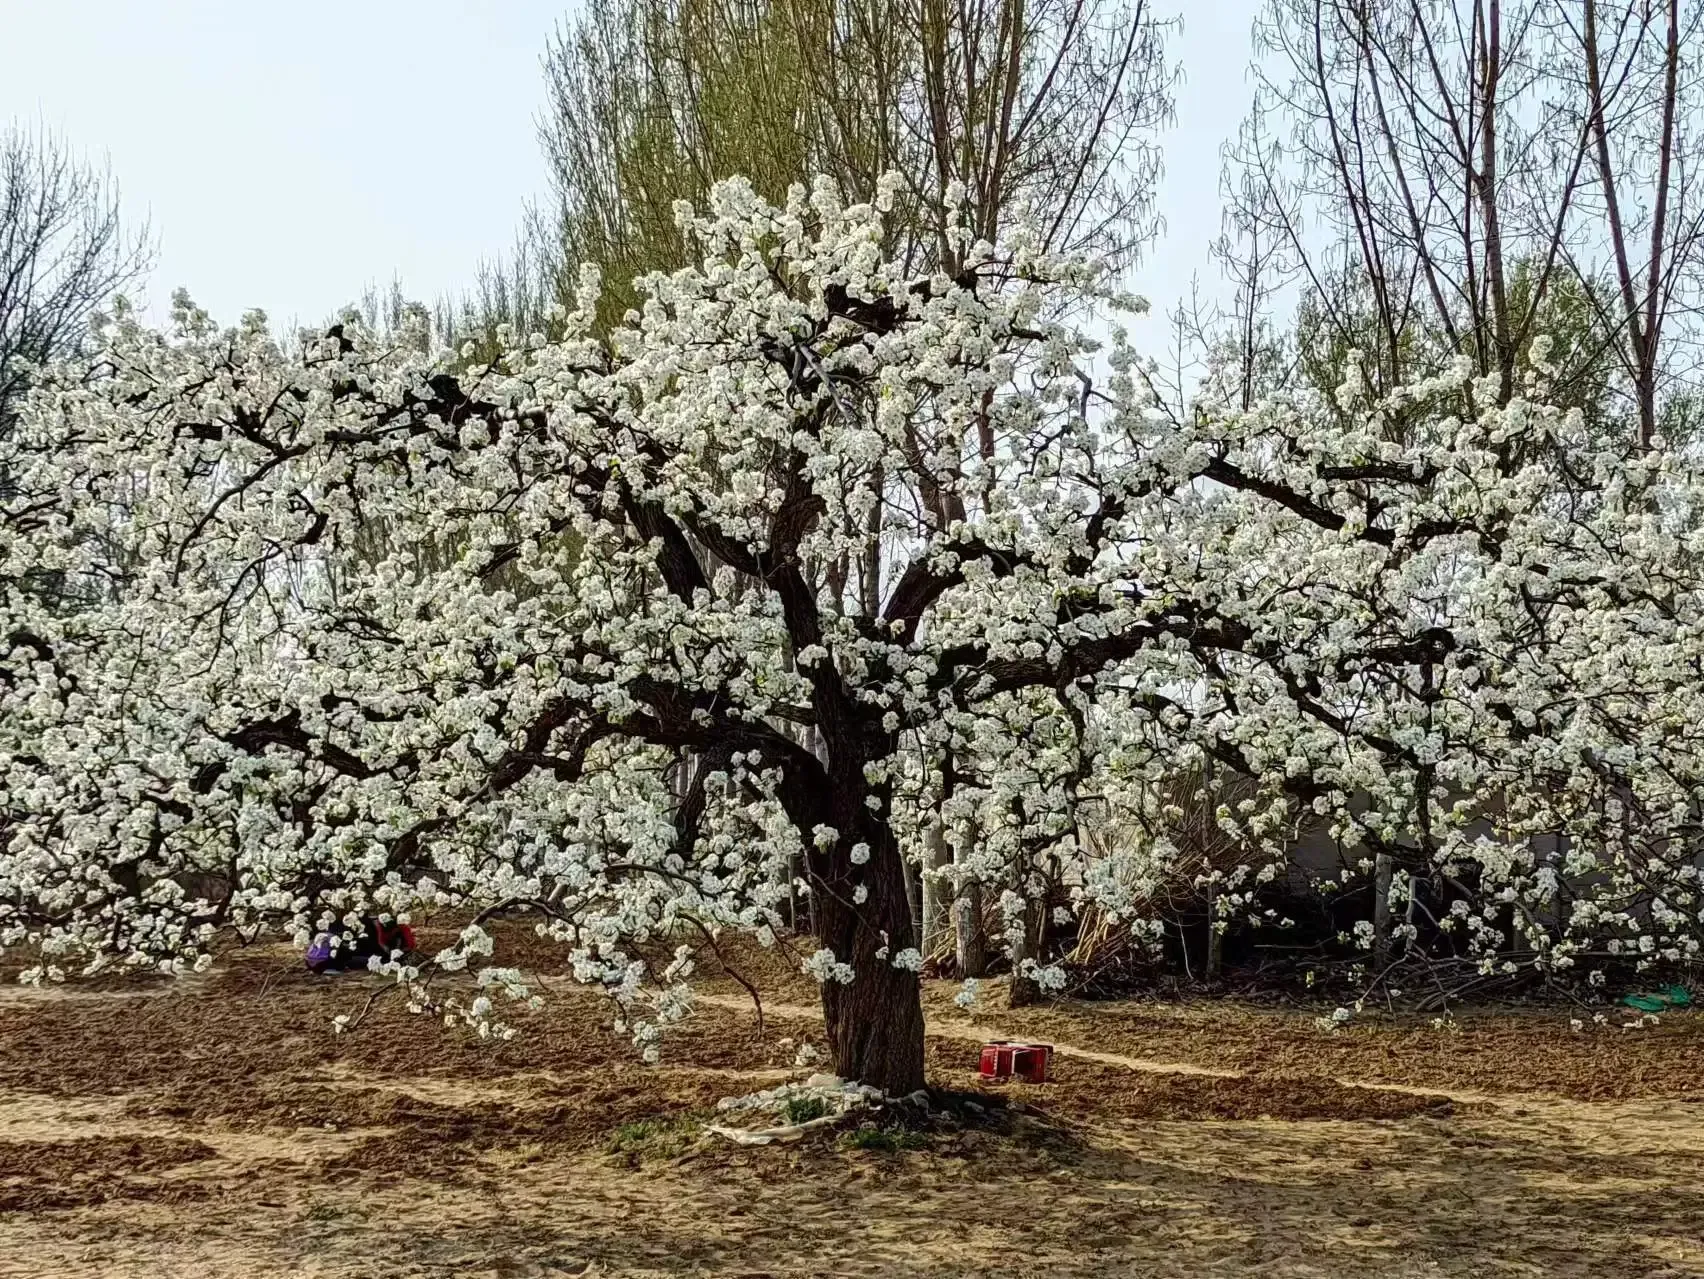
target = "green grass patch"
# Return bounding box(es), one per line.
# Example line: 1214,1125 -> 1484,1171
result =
781,1095 -> 831,1125
839,1124 -> 930,1153
604,1112 -> 706,1160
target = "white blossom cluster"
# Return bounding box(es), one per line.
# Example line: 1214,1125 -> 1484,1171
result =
1,174 -> 1701,1070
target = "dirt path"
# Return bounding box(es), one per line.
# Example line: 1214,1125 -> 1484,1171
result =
0,945 -> 1699,1277
696,989 -> 1246,1078
692,991 -> 1506,1103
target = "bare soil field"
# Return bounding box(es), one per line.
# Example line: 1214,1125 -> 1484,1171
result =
0,932 -> 1700,1278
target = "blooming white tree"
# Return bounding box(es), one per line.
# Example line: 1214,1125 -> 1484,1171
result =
3,177 -> 1701,1092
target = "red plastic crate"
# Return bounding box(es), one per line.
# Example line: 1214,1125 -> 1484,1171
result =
978,1040 -> 1054,1083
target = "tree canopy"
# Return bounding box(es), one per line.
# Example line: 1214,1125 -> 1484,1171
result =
4,178 -> 1702,1091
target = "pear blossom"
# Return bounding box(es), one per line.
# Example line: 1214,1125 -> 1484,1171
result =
2,177 -> 1702,1094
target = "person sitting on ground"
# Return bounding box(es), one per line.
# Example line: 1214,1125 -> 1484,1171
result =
305,915 -> 417,974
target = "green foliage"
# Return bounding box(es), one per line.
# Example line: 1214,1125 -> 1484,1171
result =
536,0 -> 914,331
781,1095 -> 831,1125
839,1124 -> 929,1153
1502,260 -> 1623,442
605,1113 -> 707,1159
1288,256 -> 1656,454
1292,267 -> 1448,430
531,0 -> 1176,331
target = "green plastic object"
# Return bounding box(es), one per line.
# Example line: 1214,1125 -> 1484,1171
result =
1621,984 -> 1692,1013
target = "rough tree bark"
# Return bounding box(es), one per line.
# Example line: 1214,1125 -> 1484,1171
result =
920,815 -> 952,960
954,884 -> 986,978
1006,876 -> 1045,1007
811,811 -> 926,1095
952,814 -> 987,978
901,853 -> 922,942
1205,888 -> 1224,981
1373,850 -> 1394,968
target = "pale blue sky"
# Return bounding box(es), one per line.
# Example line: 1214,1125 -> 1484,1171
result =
1,0 -> 1263,332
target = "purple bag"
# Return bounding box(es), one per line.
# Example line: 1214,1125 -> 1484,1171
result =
305,933 -> 338,973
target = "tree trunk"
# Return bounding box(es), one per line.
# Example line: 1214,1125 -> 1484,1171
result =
1373,850 -> 1393,968
901,851 -> 921,942
920,817 -> 951,961
954,885 -> 986,978
1006,884 -> 1045,1008
812,815 -> 926,1096
952,819 -> 987,978
1205,889 -> 1224,981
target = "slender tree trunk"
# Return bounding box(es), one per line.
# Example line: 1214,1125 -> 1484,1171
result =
859,465 -> 883,614
920,816 -> 951,961
901,850 -> 921,942
952,816 -> 987,977
1373,850 -> 1394,968
1007,890 -> 1044,1007
954,884 -> 986,978
1205,889 -> 1224,981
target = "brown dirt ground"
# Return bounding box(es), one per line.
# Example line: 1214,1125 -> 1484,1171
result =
0,928 -> 1700,1278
